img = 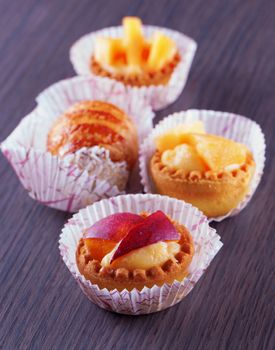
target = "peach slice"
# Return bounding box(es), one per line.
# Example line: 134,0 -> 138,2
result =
182,134 -> 248,171
155,121 -> 205,153
85,213 -> 143,241
111,210 -> 180,263
147,31 -> 177,71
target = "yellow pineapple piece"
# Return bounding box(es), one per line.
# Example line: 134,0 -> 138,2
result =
155,121 -> 205,153
123,17 -> 144,67
186,134 -> 249,171
147,31 -> 177,71
94,37 -> 124,66
161,144 -> 207,172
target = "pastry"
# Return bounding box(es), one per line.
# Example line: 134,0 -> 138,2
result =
47,100 -> 138,170
76,210 -> 194,291
149,122 -> 256,217
91,17 -> 180,87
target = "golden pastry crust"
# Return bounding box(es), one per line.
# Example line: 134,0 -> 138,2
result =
47,100 -> 138,169
150,150 -> 256,217
76,219 -> 194,291
90,53 -> 180,87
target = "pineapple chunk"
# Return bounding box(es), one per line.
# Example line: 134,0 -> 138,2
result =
123,17 -> 144,67
155,121 -> 205,153
147,31 -> 177,70
186,134 -> 249,171
94,37 -> 124,66
123,17 -> 143,41
161,144 -> 206,172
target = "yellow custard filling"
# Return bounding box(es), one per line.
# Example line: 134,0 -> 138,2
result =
101,241 -> 180,270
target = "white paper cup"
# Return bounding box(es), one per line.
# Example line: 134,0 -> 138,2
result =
139,110 -> 266,222
1,76 -> 154,212
70,25 -> 197,111
59,193 -> 222,315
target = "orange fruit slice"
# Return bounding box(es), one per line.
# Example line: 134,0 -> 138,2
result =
84,238 -> 117,262
185,134 -> 248,171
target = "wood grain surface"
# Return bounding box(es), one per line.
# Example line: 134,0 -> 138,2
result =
0,1 -> 274,349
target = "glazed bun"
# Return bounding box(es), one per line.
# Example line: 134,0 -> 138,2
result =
47,100 -> 138,169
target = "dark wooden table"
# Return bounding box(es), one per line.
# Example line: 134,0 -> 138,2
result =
0,1 -> 274,349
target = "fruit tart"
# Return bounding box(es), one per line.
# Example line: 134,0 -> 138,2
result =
149,122 -> 256,217
76,210 -> 194,291
91,17 -> 180,87
47,100 -> 138,171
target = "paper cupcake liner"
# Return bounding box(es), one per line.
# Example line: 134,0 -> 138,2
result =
59,193 -> 222,315
70,25 -> 197,111
139,110 -> 266,222
1,76 -> 154,212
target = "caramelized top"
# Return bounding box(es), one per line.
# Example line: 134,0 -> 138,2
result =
47,100 -> 138,169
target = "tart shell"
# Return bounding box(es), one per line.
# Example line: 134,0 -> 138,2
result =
76,219 -> 194,292
150,150 -> 256,218
91,53 -> 181,87
139,109 -> 266,221
70,25 -> 197,110
59,193 -> 223,314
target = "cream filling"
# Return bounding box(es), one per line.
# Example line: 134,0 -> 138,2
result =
101,241 -> 180,270
224,164 -> 241,171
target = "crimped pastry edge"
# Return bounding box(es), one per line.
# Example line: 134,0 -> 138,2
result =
151,149 -> 255,183
91,53 -> 181,87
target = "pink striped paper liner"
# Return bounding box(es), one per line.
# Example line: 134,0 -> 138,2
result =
1,76 -> 154,212
59,193 -> 222,315
139,110 -> 266,222
70,25 -> 197,111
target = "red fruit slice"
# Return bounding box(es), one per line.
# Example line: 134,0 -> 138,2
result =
85,212 -> 144,241
84,213 -> 144,260
111,210 -> 180,263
